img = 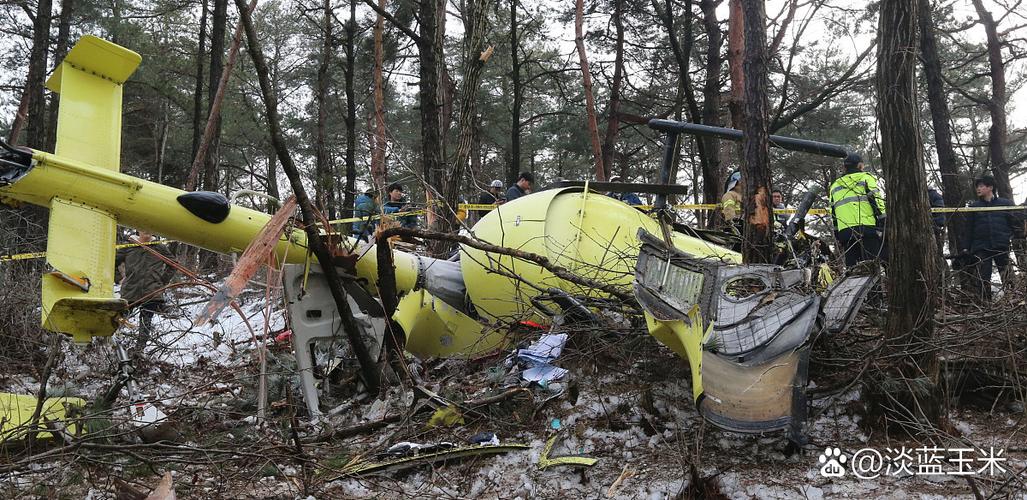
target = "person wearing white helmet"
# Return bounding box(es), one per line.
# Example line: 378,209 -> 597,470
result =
721,171 -> 743,226
469,179 -> 506,224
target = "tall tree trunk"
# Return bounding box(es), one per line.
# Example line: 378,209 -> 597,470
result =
45,0 -> 74,153
599,0 -> 624,179
726,0 -> 744,130
448,0 -> 489,202
234,0 -> 380,393
314,0 -> 337,219
420,0 -> 452,254
700,0 -> 725,219
574,0 -> 605,181
508,0 -> 522,187
191,0 -> 209,160
970,0 -> 1012,201
739,0 -> 772,263
26,0 -> 53,150
204,0 -> 229,191
876,0 -> 939,425
344,0 -> 358,212
370,0 -> 387,192
918,0 -> 968,251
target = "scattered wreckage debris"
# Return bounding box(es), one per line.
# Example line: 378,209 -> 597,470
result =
0,393 -> 86,441
538,432 -> 598,470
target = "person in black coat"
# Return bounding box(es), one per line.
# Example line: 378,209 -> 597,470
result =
959,176 -> 1023,301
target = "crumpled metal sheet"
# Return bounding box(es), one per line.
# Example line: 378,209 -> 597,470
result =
633,229 -> 820,439
822,275 -> 877,334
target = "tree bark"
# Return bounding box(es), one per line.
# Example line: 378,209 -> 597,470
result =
314,0 -> 337,219
448,0 -> 490,201
344,0 -> 358,212
45,0 -> 73,153
234,0 -> 380,393
508,0 -> 522,187
876,0 -> 939,425
370,0 -> 387,193
574,0 -> 605,181
191,0 -> 208,161
970,0 -> 1012,201
726,0 -> 744,130
204,0 -> 229,191
699,0 -> 725,219
917,0 -> 969,251
419,0 -> 454,255
739,0 -> 772,263
599,0 -> 625,179
26,0 -> 53,150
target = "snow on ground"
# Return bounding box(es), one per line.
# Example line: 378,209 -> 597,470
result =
3,282 -> 1026,498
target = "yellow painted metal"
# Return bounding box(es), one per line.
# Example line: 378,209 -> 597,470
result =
394,289 -> 509,359
352,241 -> 419,296
461,187 -> 739,323
0,393 -> 86,441
39,36 -> 139,340
643,309 -> 710,401
9,151 -> 311,264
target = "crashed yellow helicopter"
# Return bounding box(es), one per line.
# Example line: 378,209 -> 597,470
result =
1,36 -> 872,440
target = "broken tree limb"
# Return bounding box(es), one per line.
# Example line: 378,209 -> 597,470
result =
234,0 -> 381,394
377,227 -> 635,302
195,195 -> 296,324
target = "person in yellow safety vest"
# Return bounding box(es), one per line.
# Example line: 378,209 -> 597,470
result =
721,171 -> 743,226
829,153 -> 887,268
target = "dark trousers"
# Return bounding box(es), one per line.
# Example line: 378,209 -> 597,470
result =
837,226 -> 887,268
135,299 -> 165,354
970,249 -> 1010,302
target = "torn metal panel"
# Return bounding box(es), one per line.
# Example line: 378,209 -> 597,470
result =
634,229 -> 818,438
282,264 -> 386,418
822,275 -> 877,334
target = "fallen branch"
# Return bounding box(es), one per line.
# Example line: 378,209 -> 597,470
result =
302,413 -> 403,444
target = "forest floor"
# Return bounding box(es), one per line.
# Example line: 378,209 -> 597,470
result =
1,283 -> 1025,499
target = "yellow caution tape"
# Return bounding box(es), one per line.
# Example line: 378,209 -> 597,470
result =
6,204 -> 1021,263
1,240 -> 167,263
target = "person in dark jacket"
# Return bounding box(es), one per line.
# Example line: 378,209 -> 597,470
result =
382,183 -> 417,229
960,176 -> 1022,301
470,180 -> 506,225
352,188 -> 379,240
116,230 -> 176,354
506,172 -> 534,202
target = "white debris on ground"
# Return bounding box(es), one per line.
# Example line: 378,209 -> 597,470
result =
2,282 -> 1025,498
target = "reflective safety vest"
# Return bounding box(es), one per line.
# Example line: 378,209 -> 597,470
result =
829,171 -> 885,231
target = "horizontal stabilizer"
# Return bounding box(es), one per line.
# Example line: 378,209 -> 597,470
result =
42,198 -> 125,342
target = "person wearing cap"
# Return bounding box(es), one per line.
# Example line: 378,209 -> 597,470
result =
829,153 -> 887,268
506,172 -> 534,202
382,182 -> 417,229
605,175 -> 643,206
960,175 -> 1022,301
352,187 -> 379,241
